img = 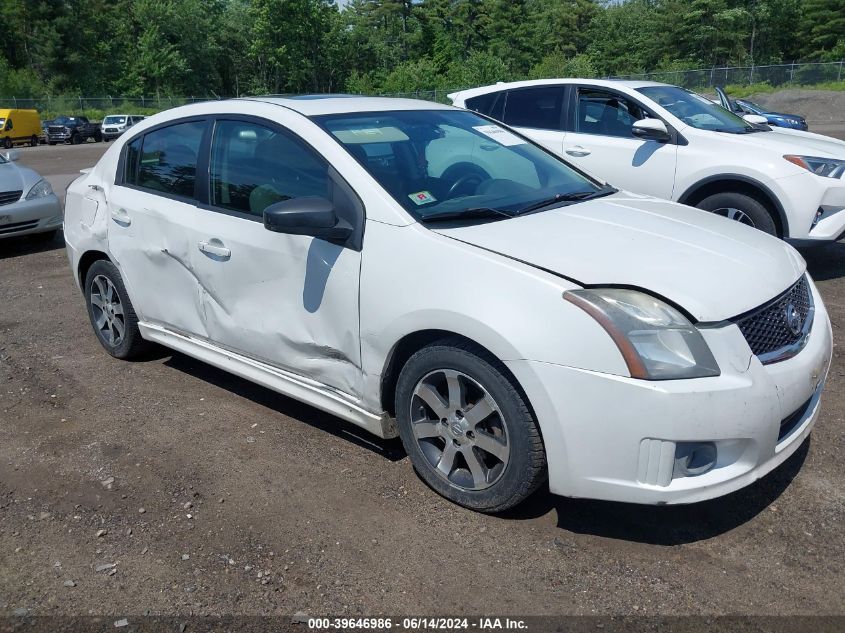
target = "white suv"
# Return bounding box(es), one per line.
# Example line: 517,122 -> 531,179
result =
450,79 -> 845,244
64,97 -> 831,511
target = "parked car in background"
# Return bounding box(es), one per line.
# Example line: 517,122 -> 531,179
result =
0,149 -> 62,240
101,114 -> 146,142
64,96 -> 831,512
39,119 -> 54,144
714,87 -> 808,130
47,115 -> 102,145
0,109 -> 42,148
451,79 -> 845,244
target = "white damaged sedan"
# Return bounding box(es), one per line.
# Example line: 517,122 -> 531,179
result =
64,97 -> 832,511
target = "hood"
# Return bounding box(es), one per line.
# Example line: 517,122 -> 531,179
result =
0,161 -> 41,194
431,194 -> 805,322
705,126 -> 845,158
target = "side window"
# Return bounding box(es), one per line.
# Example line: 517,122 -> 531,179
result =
137,120 -> 205,198
576,89 -> 647,138
503,86 -> 564,130
123,136 -> 141,185
6,118 -> 12,131
465,91 -> 505,121
210,120 -> 331,217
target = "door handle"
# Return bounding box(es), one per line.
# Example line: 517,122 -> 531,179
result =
565,146 -> 591,157
110,207 -> 131,226
198,240 -> 231,260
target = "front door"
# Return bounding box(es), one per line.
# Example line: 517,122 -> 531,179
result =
189,117 -> 364,398
563,87 -> 678,199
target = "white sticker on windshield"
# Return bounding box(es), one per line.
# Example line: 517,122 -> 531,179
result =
473,124 -> 525,146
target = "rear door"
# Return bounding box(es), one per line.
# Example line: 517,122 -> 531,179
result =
188,116 -> 364,398
106,118 -> 209,337
500,85 -> 567,154
562,86 -> 677,199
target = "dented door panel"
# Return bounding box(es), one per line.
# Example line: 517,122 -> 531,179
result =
190,212 -> 364,399
106,185 -> 207,337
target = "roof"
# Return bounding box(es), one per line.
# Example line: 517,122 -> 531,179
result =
240,95 -> 455,116
449,78 -> 671,101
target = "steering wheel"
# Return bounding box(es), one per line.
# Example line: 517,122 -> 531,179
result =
446,171 -> 488,199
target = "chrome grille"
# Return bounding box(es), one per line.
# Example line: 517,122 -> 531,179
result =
733,276 -> 813,364
0,190 -> 22,206
48,126 -> 65,134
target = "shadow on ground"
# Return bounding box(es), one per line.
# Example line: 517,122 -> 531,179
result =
801,241 -> 845,281
0,232 -> 64,260
162,351 -> 407,462
502,439 -> 809,545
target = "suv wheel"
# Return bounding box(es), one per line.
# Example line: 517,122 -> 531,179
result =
71,134 -> 82,145
395,339 -> 546,512
84,260 -> 150,359
697,192 -> 778,236
30,136 -> 38,147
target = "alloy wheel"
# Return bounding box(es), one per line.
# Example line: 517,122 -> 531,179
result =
714,206 -> 756,227
90,275 -> 126,347
409,369 -> 510,491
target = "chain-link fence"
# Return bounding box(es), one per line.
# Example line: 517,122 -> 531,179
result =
1,61 -> 842,115
612,61 -> 845,89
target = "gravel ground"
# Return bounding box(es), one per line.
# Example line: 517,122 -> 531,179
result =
0,138 -> 843,619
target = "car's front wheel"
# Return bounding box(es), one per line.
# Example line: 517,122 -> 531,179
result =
697,191 -> 778,236
395,339 -> 546,512
84,260 -> 150,359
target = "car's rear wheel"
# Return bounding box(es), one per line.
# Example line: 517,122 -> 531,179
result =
696,192 -> 778,236
395,339 -> 546,512
84,260 -> 150,360
94,132 -> 102,142
30,135 -> 38,147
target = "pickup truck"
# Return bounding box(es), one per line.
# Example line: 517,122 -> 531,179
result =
47,116 -> 102,145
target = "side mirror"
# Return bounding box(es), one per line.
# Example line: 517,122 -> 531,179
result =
631,119 -> 670,142
743,114 -> 768,125
263,196 -> 353,241
2,150 -> 20,161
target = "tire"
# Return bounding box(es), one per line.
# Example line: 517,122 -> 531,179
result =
30,135 -> 38,147
3,137 -> 11,149
94,132 -> 102,143
84,260 -> 150,360
103,136 -> 110,142
696,191 -> 778,236
395,338 -> 546,512
71,134 -> 82,145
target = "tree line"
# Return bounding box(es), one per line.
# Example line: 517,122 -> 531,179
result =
0,0 -> 842,99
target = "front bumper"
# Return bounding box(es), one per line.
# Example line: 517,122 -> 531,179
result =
506,280 -> 832,504
102,128 -> 126,140
774,170 -> 845,243
0,194 -> 63,239
47,133 -> 71,143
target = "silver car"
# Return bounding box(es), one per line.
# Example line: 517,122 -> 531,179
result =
0,150 -> 62,241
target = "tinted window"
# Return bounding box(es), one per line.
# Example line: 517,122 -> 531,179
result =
465,91 -> 505,121
123,137 -> 141,185
576,89 -> 647,138
136,121 -> 205,198
210,120 -> 330,217
503,87 -> 564,130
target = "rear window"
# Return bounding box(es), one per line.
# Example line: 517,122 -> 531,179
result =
123,120 -> 205,198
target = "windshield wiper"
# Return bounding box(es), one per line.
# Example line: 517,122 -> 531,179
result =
418,207 -> 513,224
515,185 -> 617,215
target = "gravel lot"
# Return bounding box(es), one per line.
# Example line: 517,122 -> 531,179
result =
0,139 -> 843,619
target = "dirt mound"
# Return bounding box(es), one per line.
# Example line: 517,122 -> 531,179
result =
749,89 -> 844,124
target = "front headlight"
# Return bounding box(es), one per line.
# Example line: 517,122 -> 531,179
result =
26,179 -> 53,200
564,288 -> 720,380
784,155 -> 845,179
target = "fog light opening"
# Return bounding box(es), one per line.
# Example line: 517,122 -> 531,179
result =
812,208 -> 824,228
674,442 -> 717,478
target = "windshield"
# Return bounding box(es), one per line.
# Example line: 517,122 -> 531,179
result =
53,116 -> 77,125
638,86 -> 758,134
313,110 -> 603,221
738,100 -> 764,113
104,116 -> 126,124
